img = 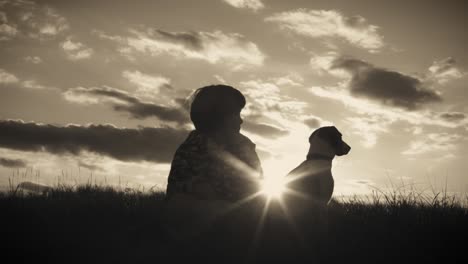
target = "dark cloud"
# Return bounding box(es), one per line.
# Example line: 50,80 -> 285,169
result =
0,120 -> 189,163
242,120 -> 289,139
154,30 -> 203,50
65,87 -> 189,124
304,117 -> 321,128
439,112 -> 466,122
113,102 -> 187,122
0,157 -> 27,168
331,57 -> 442,110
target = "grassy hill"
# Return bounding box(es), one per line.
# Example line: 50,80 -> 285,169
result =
2,184 -> 467,264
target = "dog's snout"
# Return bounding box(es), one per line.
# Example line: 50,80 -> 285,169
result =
344,143 -> 351,154
337,141 -> 351,156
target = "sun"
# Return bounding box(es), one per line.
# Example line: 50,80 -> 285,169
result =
260,176 -> 287,199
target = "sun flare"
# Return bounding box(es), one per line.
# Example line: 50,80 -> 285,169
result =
260,176 -> 287,199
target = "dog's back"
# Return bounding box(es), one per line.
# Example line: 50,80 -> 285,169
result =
285,159 -> 334,205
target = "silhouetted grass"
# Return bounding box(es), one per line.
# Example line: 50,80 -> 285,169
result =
1,184 -> 467,264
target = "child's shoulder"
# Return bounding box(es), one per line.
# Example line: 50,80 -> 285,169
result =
235,133 -> 256,147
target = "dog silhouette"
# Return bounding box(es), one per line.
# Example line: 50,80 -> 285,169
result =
285,126 -> 351,205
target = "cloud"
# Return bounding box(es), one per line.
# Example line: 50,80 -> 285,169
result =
0,70 -> 51,90
63,86 -> 189,124
310,86 -> 467,147
309,51 -> 346,76
214,74 -> 227,84
78,161 -> 104,172
98,28 -> 265,69
0,22 -> 18,41
0,157 -> 27,168
428,57 -> 465,84
344,115 -> 391,148
240,79 -> 280,99
242,120 -> 289,139
318,55 -> 442,110
0,0 -> 69,40
402,133 -> 463,155
270,74 -> 303,87
265,9 -> 384,52
239,79 -> 309,125
0,119 -> 189,163
61,38 -> 93,60
309,86 -> 461,128
154,29 -> 203,50
304,116 -> 322,129
239,80 -> 307,123
22,80 -> 46,89
24,55 -> 42,64
0,68 -> 19,83
122,70 -> 172,98
222,0 -> 264,11
438,112 -> 466,122
0,10 -> 17,40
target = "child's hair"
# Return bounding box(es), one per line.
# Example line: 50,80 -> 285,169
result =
189,85 -> 246,133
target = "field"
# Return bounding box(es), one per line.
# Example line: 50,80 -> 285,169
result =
2,184 -> 467,264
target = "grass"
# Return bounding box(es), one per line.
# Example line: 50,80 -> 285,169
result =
1,181 -> 467,264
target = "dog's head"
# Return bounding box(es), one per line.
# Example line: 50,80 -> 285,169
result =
309,126 -> 351,156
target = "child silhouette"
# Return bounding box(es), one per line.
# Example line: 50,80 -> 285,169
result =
166,85 -> 263,202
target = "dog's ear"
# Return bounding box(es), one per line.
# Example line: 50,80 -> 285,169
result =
309,128 -> 320,143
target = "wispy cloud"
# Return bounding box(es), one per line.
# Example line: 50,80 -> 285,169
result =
0,0 -> 69,40
97,28 -> 265,69
0,69 -> 51,89
265,9 -> 384,52
344,115 -> 392,148
238,79 -> 311,142
63,86 -> 189,124
310,51 -> 344,76
428,57 -> 465,84
222,0 -> 265,11
78,161 -> 105,172
402,133 -> 464,155
240,79 -> 307,121
122,70 -> 172,98
61,38 -> 93,60
270,74 -> 304,87
24,55 -> 42,64
0,10 -> 18,40
0,68 -> 19,83
22,79 -> 46,89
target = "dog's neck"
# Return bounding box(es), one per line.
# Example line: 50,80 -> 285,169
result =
307,153 -> 334,161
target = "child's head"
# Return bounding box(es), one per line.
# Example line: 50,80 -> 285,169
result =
190,85 -> 246,133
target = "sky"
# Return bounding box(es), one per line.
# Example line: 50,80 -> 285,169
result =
0,0 -> 467,196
